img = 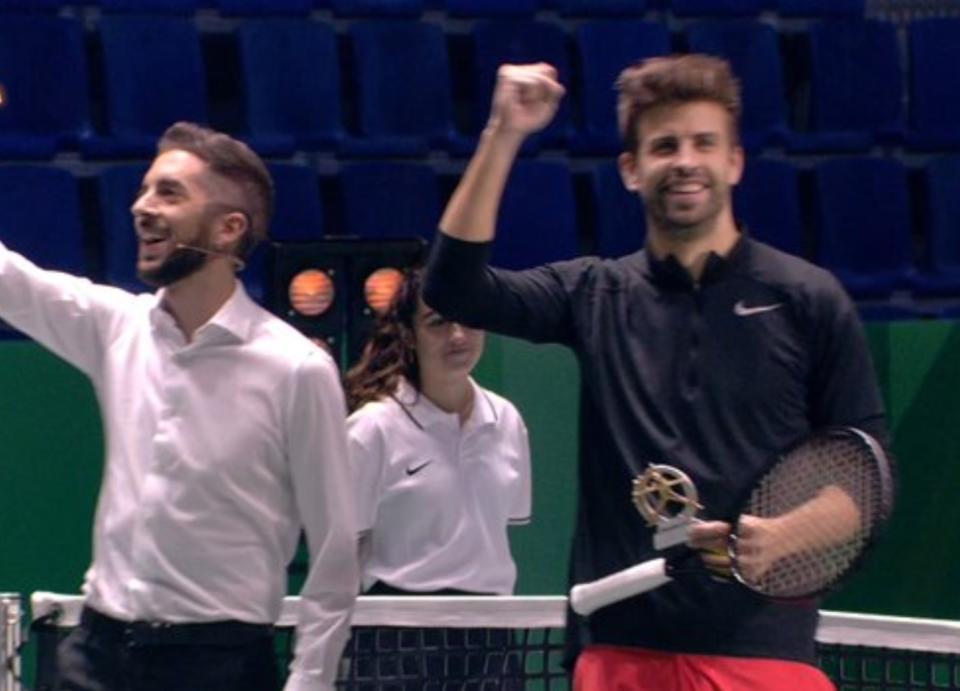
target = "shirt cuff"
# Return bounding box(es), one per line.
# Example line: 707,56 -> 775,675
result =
428,231 -> 494,272
423,232 -> 495,319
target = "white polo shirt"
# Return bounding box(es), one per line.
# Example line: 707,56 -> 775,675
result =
347,377 -> 531,595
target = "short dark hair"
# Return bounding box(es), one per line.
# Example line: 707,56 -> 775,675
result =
157,122 -> 274,259
616,54 -> 742,154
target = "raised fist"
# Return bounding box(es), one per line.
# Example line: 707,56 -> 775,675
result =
488,63 -> 565,136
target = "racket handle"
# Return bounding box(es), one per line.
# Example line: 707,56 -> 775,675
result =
570,557 -> 672,616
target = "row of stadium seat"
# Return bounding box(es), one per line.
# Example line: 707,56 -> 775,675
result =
0,0 -> 867,18
2,15 -> 960,158
1,157 -> 958,305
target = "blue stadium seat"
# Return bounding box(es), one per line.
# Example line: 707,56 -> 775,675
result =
0,166 -> 87,277
573,20 -> 671,154
0,14 -> 90,158
914,156 -> 960,296
218,0 -> 315,14
0,0 -> 65,9
590,161 -> 646,258
906,19 -> 960,150
468,21 -> 573,151
559,0 -> 646,15
789,20 -> 903,152
96,0 -> 202,11
444,0 -> 538,16
242,163 -> 326,302
83,15 -> 207,159
237,20 -> 343,155
338,162 -> 440,241
686,20 -> 788,151
776,0 -> 864,16
98,164 -> 149,294
345,21 -> 455,156
857,302 -> 929,322
0,165 -> 88,336
268,163 -> 325,242
330,0 -> 423,16
939,305 -> 960,320
734,158 -> 804,257
492,161 -> 578,269
669,0 -> 771,16
814,158 -> 913,297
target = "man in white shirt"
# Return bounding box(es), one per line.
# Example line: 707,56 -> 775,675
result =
0,122 -> 357,691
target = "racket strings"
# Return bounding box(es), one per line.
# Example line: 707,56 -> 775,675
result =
741,434 -> 883,598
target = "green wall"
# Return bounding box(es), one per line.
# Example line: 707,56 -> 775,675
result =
0,342 -> 101,595
2,321 -> 959,619
827,321 -> 960,617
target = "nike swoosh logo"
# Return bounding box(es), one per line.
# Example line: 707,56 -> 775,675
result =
733,300 -> 784,317
405,461 -> 433,476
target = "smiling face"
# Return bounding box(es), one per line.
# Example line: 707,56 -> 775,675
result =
131,149 -> 250,288
619,100 -> 743,244
413,300 -> 484,381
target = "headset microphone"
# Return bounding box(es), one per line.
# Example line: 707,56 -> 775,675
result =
174,243 -> 246,271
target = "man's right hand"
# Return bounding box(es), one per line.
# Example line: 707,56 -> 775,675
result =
437,63 -> 565,244
487,63 -> 565,139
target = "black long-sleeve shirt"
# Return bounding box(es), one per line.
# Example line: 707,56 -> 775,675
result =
424,232 -> 888,663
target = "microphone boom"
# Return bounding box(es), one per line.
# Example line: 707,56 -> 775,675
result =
174,243 -> 246,271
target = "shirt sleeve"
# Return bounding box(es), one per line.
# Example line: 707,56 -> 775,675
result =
808,277 -> 890,447
422,233 -> 580,346
283,349 -> 359,691
0,241 -> 124,378
508,408 -> 532,525
346,408 -> 388,535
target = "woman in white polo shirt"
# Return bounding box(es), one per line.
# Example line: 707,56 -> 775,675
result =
344,268 -> 531,596
342,269 -> 530,687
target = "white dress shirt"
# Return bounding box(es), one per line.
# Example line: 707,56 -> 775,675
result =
0,243 -> 357,691
348,378 -> 531,594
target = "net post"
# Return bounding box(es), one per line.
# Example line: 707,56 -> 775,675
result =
0,593 -> 22,691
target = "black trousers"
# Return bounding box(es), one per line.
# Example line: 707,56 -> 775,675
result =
56,606 -> 279,691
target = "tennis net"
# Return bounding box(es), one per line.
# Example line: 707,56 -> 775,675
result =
17,593 -> 960,690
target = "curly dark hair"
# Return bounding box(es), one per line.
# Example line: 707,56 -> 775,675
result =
343,269 -> 423,412
616,54 -> 742,154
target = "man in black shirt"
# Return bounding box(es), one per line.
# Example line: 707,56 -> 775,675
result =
423,55 -> 887,690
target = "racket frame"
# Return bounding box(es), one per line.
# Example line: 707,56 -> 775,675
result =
725,426 -> 896,600
570,427 -> 896,615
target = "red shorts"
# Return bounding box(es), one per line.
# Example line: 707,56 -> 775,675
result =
574,645 -> 836,691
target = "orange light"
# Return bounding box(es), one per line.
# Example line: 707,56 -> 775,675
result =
0,84 -> 7,108
364,267 -> 404,316
289,269 -> 335,317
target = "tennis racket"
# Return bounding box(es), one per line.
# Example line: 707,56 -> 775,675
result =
570,427 -> 894,616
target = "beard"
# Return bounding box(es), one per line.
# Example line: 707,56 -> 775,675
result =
137,211 -> 222,288
645,175 -> 727,241
138,245 -> 208,288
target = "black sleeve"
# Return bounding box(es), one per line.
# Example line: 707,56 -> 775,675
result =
422,232 -> 582,346
808,278 -> 890,448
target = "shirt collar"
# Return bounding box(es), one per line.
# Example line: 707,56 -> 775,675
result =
391,377 -> 498,431
149,281 -> 256,345
644,231 -> 750,290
